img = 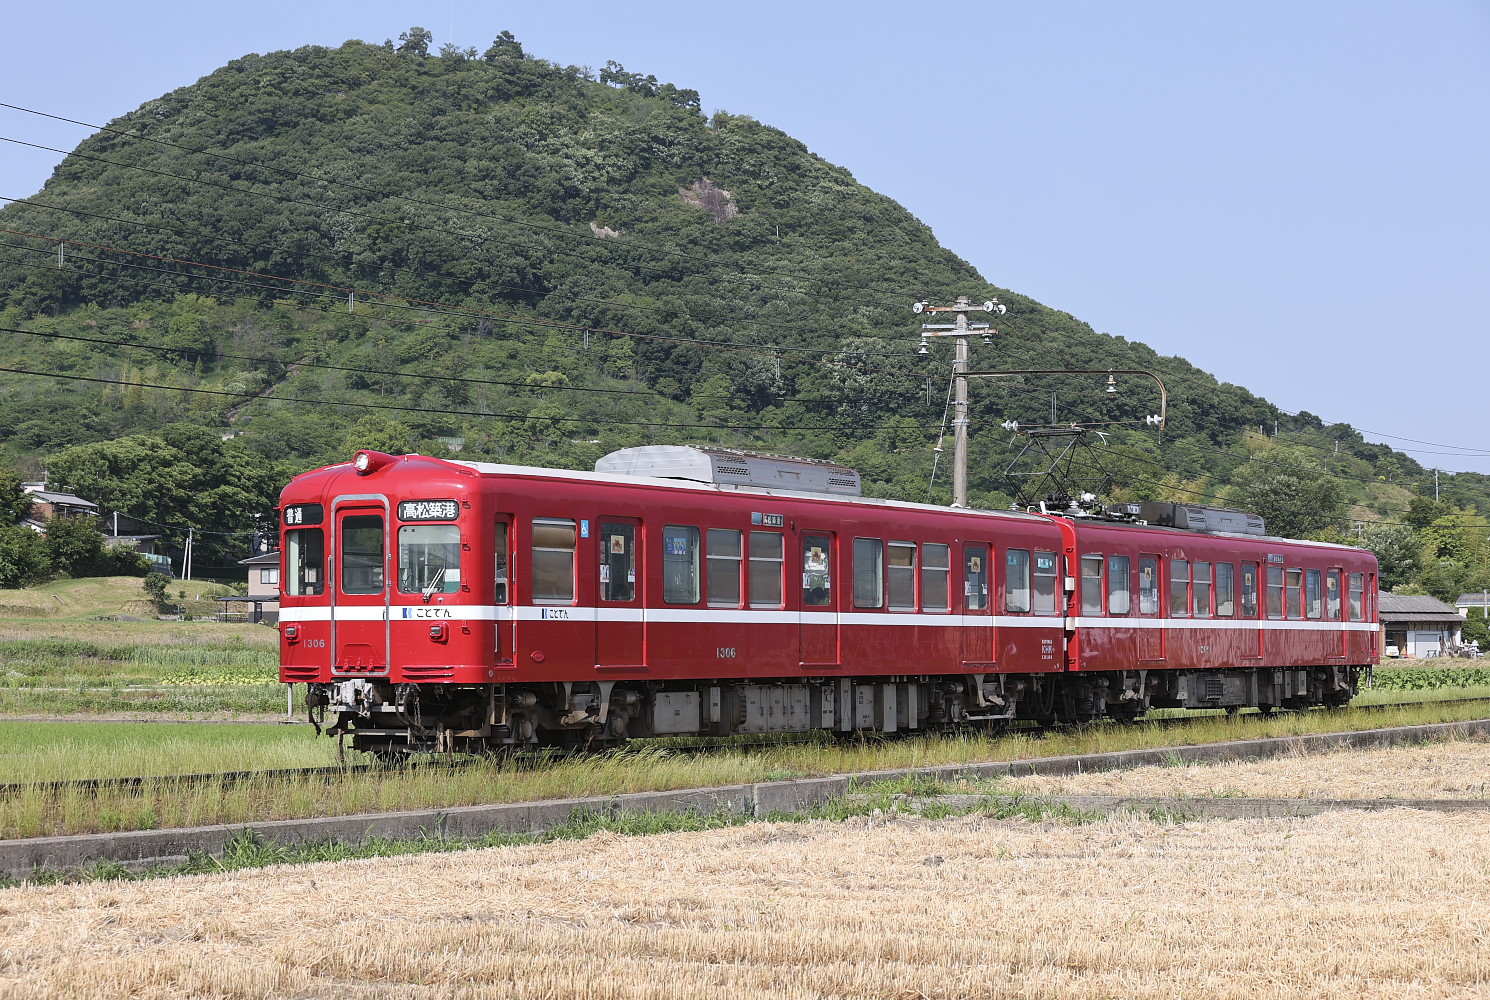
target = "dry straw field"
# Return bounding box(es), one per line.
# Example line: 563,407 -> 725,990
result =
5,794 -> 1490,995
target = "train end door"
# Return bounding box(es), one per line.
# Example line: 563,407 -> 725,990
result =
332,499 -> 391,675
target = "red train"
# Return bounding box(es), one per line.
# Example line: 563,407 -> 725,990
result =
277,446 -> 1379,755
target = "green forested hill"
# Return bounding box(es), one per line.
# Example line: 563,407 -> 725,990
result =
0,32 -> 1485,597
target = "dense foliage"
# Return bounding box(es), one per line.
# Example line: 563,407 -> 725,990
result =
0,31 -> 1484,591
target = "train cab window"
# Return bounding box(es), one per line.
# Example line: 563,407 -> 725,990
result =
398,524 -> 461,596
1266,566 -> 1284,619
888,542 -> 917,610
706,529 -> 742,608
532,519 -> 577,604
1285,569 -> 1304,619
803,534 -> 832,607
1005,549 -> 1031,613
285,528 -> 324,596
1080,555 -> 1104,615
601,523 -> 636,603
1348,572 -> 1364,621
1193,562 -> 1211,618
340,515 -> 385,595
749,531 -> 784,608
964,546 -> 989,611
1215,563 -> 1235,617
1305,569 -> 1323,619
663,525 -> 701,604
1033,551 -> 1059,616
493,522 -> 509,604
1107,555 -> 1131,615
853,538 -> 884,609
923,543 -> 950,612
1138,556 -> 1159,614
1170,560 -> 1190,617
1241,563 -> 1259,617
1326,570 -> 1342,620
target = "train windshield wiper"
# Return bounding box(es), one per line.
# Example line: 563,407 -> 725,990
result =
421,567 -> 445,603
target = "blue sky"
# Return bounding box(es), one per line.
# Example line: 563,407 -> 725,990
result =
2,1 -> 1487,470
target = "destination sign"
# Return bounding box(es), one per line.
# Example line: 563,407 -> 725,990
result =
398,499 -> 460,521
282,503 -> 324,526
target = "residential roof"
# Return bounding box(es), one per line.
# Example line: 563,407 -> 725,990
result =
1456,594 -> 1490,606
239,551 -> 281,566
1379,593 -> 1465,625
26,490 -> 97,509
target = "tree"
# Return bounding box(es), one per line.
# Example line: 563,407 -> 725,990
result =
1226,449 -> 1346,540
42,515 -> 105,577
483,30 -> 524,61
0,525 -> 49,588
0,465 -> 32,524
1359,522 -> 1421,591
397,26 -> 432,57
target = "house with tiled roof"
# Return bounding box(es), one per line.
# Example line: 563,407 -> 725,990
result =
1379,593 -> 1463,657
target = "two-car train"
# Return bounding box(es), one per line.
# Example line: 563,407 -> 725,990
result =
277,446 -> 1378,756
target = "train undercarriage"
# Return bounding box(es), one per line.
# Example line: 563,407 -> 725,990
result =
307,664 -> 1366,757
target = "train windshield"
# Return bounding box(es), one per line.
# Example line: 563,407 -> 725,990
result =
285,529 -> 324,596
398,524 -> 461,595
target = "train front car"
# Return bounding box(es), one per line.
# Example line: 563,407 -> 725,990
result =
279,450 -> 499,758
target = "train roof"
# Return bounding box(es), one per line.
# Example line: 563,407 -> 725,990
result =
442,457 -> 1054,525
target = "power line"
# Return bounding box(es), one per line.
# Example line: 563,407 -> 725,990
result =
0,365 -> 947,434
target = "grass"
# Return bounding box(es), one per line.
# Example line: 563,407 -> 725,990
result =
0,722 -> 334,783
6,697 -> 1490,840
5,804 -> 1490,997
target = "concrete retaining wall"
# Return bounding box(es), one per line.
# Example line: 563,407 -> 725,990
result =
4,718 -> 1487,880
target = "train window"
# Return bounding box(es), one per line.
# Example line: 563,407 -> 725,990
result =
1266,566 -> 1284,619
493,522 -> 509,604
1033,551 -> 1059,615
1138,556 -> 1159,614
1193,562 -> 1211,618
1285,569 -> 1303,619
1240,563 -> 1259,617
398,524 -> 461,595
923,543 -> 950,611
1005,549 -> 1031,613
663,525 -> 701,604
803,534 -> 832,607
532,519 -> 577,604
1080,555 -> 1104,615
749,531 -> 784,608
853,538 -> 884,609
964,545 -> 989,611
706,529 -> 742,608
285,528 -> 323,596
1305,569 -> 1322,619
1326,570 -> 1342,620
1215,563 -> 1235,617
1107,555 -> 1130,615
888,541 -> 917,610
340,514 -> 385,595
601,522 -> 636,602
1170,560 -> 1190,617
1348,572 -> 1364,621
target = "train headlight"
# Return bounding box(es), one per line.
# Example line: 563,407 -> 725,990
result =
353,450 -> 396,475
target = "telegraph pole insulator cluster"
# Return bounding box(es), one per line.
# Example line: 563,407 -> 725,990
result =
913,295 -> 1006,507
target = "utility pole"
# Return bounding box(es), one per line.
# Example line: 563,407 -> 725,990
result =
185,527 -> 194,582
914,296 -> 1006,507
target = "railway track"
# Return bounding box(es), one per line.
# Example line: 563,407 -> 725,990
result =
8,696 -> 1490,801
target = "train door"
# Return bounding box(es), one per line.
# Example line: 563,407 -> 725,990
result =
1240,561 -> 1263,662
1136,553 -> 1163,662
332,498 -> 391,674
800,531 -> 840,667
493,517 -> 514,666
961,543 -> 993,668
596,518 -> 644,668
